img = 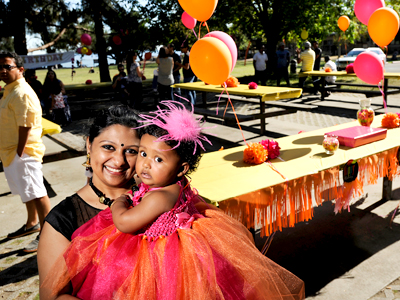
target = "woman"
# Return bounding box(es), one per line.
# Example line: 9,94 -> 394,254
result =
156,47 -> 174,102
38,105 -> 141,300
126,51 -> 143,110
42,70 -> 67,125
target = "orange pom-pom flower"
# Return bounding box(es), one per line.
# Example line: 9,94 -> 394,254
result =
243,143 -> 268,164
325,67 -> 332,72
223,76 -> 240,87
381,112 -> 400,129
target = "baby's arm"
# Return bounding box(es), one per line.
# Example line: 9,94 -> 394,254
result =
111,184 -> 179,233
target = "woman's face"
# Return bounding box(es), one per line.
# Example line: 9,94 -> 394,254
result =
88,124 -> 140,189
47,72 -> 55,80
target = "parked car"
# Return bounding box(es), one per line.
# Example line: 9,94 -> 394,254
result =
335,47 -> 386,70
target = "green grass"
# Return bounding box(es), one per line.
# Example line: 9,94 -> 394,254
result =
2,58 -> 396,91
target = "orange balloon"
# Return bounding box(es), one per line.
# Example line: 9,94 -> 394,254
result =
189,37 -> 232,85
338,16 -> 350,32
368,7 -> 400,48
177,0 -> 218,22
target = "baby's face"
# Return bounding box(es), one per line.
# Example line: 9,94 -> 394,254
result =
136,134 -> 182,188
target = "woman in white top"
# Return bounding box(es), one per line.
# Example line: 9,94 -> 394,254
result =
156,47 -> 174,102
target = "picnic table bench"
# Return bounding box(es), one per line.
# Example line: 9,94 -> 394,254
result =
173,82 -> 303,135
300,71 -> 400,103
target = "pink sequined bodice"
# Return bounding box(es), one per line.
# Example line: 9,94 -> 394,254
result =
132,180 -> 203,240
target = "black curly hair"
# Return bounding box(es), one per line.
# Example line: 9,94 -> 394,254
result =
140,124 -> 203,175
87,105 -> 141,144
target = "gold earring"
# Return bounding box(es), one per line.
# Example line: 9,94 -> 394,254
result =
82,153 -> 91,168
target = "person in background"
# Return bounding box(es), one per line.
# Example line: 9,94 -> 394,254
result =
315,55 -> 337,97
253,45 -> 268,86
312,41 -> 322,71
112,63 -> 128,105
156,47 -> 174,102
0,51 -> 51,253
296,41 -> 316,96
126,51 -> 144,110
275,42 -> 291,87
88,67 -> 95,73
43,70 -> 67,125
180,42 -> 197,106
152,68 -> 159,93
25,69 -> 44,110
167,43 -> 182,99
311,40 -> 322,95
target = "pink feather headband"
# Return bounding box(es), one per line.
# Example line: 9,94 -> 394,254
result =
136,100 -> 213,154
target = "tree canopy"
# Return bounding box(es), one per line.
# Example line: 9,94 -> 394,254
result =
0,0 -> 383,81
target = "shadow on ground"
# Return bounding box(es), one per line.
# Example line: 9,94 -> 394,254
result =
255,191 -> 400,297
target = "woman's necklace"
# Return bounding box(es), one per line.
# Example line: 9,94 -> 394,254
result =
89,177 -> 113,206
89,178 -> 139,206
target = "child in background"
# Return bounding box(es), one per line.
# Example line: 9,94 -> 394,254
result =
46,101 -> 305,300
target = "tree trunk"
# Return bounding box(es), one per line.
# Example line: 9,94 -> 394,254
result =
93,7 -> 111,82
11,0 -> 27,55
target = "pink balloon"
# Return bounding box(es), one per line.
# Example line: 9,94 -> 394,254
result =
353,52 -> 384,85
354,0 -> 385,25
81,33 -> 92,46
204,31 -> 237,71
181,12 -> 197,30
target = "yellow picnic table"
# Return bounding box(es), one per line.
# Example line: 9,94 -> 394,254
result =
172,81 -> 302,135
299,71 -> 400,102
191,114 -> 400,236
42,118 -> 62,136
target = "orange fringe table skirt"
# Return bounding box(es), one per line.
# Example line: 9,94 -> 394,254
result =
219,147 -> 400,237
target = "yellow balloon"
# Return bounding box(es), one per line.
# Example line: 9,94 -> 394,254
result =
338,16 -> 350,32
368,7 -> 400,48
301,29 -> 308,40
81,47 -> 88,55
190,37 -> 232,85
177,0 -> 218,22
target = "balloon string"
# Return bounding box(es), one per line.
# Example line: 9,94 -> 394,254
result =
265,160 -> 287,181
216,88 -> 225,115
192,29 -> 198,39
143,59 -> 146,72
223,85 -> 248,145
390,200 -> 400,229
181,34 -> 189,48
261,232 -> 275,255
198,22 -> 203,39
378,81 -> 388,114
205,21 -> 210,33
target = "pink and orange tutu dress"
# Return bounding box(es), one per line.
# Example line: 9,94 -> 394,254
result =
48,180 -> 305,299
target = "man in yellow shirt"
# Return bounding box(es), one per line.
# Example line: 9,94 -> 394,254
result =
296,41 -> 316,95
0,52 -> 51,252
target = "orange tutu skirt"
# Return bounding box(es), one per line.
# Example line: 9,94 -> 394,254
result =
47,209 -> 305,299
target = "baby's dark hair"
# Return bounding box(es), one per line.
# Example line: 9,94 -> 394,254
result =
87,105 -> 141,143
140,124 -> 202,175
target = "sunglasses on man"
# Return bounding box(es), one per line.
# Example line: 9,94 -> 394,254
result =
0,64 -> 18,71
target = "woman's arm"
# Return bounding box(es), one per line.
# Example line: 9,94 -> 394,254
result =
135,64 -> 143,78
156,57 -> 160,64
111,185 -> 179,233
51,94 -> 55,109
59,81 -> 66,95
38,222 -> 79,300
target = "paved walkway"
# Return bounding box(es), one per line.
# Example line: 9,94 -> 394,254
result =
1,90 -> 400,299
